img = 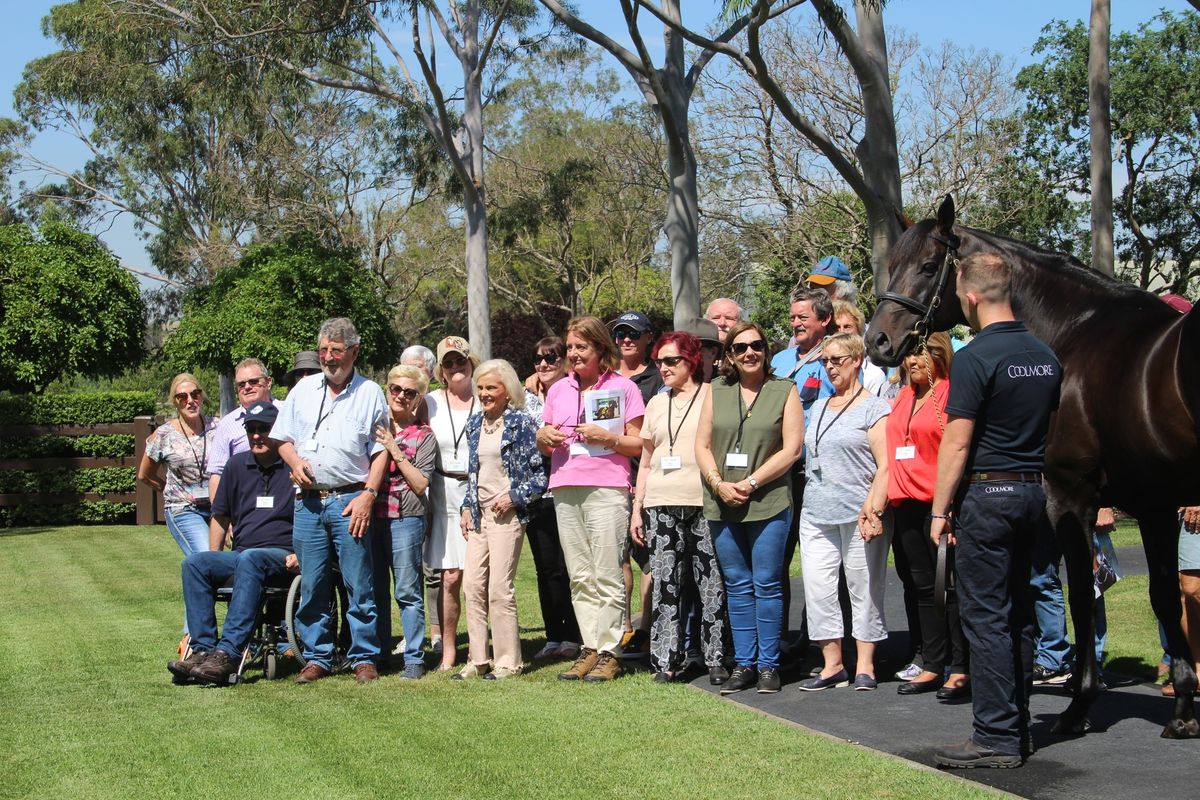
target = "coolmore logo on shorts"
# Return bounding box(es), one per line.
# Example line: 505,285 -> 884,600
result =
984,485 -> 1015,493
1008,364 -> 1055,378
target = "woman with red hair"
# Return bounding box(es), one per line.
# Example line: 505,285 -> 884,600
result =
631,331 -> 727,683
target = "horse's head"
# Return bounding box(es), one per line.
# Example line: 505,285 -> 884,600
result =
866,195 -> 967,367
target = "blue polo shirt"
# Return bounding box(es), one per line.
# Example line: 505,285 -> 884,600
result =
770,344 -> 834,425
211,450 -> 295,552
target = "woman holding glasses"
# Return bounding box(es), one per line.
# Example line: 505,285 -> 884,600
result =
372,364 -> 439,680
796,332 -> 891,692
696,322 -> 803,694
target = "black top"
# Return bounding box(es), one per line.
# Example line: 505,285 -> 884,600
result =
946,321 -> 1061,472
629,365 -> 665,405
211,450 -> 295,552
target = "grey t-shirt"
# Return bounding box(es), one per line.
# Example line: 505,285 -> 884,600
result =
802,394 -> 890,525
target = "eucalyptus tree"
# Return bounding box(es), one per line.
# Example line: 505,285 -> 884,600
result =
115,0 -> 562,358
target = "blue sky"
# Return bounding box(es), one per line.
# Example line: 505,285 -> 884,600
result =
2,0 -> 1194,283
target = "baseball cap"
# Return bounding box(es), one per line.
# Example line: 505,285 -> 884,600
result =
244,402 -> 279,428
436,336 -> 473,362
608,311 -> 652,333
807,255 -> 852,286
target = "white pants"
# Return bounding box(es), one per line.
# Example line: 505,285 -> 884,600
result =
798,515 -> 890,642
553,486 -> 630,654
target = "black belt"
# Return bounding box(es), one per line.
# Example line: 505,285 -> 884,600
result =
299,482 -> 365,499
966,471 -> 1041,484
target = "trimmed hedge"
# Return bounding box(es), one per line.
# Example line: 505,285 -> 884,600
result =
0,467 -> 137,495
0,434 -> 135,459
0,391 -> 155,425
0,501 -> 135,527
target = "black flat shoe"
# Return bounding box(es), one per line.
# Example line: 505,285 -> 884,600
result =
719,665 -> 757,694
898,679 -> 941,695
709,665 -> 730,686
937,682 -> 972,700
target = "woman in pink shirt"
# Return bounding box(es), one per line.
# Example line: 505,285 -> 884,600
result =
536,316 -> 645,682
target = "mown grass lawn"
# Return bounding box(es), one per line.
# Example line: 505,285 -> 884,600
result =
0,525 -> 1006,800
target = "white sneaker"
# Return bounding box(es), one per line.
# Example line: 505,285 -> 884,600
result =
555,641 -> 581,659
534,641 -> 561,659
392,638 -> 407,656
895,662 -> 922,682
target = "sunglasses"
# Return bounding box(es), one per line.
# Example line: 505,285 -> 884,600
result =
730,340 -> 766,356
388,385 -> 420,400
245,423 -> 272,435
235,376 -> 267,391
819,354 -> 854,368
173,389 -> 203,403
441,354 -> 468,368
654,355 -> 686,367
613,328 -> 644,341
533,352 -> 561,365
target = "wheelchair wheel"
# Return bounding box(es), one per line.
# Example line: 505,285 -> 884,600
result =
285,572 -> 350,669
264,648 -> 278,680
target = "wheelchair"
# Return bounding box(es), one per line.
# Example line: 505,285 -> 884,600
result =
175,569 -> 349,685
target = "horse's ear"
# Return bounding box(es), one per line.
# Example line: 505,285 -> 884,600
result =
936,194 -> 956,231
895,207 -> 913,231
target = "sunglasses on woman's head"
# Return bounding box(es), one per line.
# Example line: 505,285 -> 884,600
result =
654,355 -> 686,367
533,352 -> 561,365
730,339 -> 766,356
388,385 -> 420,400
174,389 -> 203,403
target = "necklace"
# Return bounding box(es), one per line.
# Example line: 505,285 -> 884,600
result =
482,414 -> 503,435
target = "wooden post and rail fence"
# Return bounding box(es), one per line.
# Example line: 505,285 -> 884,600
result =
0,415 -> 164,525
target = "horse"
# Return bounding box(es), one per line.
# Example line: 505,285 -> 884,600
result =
865,195 -> 1200,739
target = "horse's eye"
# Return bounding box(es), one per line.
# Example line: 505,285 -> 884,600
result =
920,261 -> 939,275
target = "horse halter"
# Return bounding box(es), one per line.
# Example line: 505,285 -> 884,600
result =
876,231 -> 960,345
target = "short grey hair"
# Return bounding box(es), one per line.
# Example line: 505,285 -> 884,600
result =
789,286 -> 834,321
474,359 -> 526,410
318,317 -> 360,347
234,357 -> 268,378
400,345 -> 436,378
825,280 -> 857,304
705,297 -> 744,318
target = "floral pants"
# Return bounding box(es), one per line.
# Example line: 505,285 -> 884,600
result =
644,505 -> 726,673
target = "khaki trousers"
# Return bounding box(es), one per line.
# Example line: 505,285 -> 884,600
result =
553,486 -> 630,654
463,507 -> 526,671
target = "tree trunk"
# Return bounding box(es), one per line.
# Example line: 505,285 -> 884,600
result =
852,0 -> 904,291
1088,0 -> 1114,276
462,50 -> 492,358
664,104 -> 702,327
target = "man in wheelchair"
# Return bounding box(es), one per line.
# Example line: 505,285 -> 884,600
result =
168,403 -> 297,685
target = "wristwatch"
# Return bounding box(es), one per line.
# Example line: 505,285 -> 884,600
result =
747,475 -> 760,490
365,487 -> 379,498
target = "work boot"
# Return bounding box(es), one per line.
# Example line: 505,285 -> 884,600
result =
583,651 -> 624,682
167,648 -> 208,682
557,647 -> 599,681
191,649 -> 238,686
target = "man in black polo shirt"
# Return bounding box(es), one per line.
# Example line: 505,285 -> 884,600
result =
928,252 -> 1061,768
168,403 -> 296,685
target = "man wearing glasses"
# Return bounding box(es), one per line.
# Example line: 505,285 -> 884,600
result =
208,358 -> 277,503
272,317 -> 389,684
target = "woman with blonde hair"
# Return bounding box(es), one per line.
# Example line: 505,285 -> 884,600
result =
536,316 -> 646,682
454,360 -> 546,679
372,363 -> 439,680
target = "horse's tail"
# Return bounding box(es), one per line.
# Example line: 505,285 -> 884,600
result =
1180,306 -> 1200,439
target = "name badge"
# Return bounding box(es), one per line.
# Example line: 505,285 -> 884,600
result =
725,452 -> 749,468
660,455 -> 682,472
186,483 -> 209,501
256,496 -> 274,509
568,442 -> 590,457
443,458 -> 466,473
895,445 -> 916,461
303,439 -> 319,453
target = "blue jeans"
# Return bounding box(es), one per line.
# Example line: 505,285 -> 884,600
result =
710,508 -> 790,670
293,491 -> 379,668
381,516 -> 426,667
165,505 -> 212,557
1030,524 -> 1071,672
182,548 -> 291,659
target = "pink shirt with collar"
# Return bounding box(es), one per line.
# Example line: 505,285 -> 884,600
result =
542,369 -> 645,491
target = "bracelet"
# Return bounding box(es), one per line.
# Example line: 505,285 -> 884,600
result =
930,512 -> 952,520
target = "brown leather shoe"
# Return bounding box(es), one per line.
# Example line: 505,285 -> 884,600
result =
354,662 -> 379,683
583,651 -> 624,682
295,663 -> 331,684
167,648 -> 208,681
557,647 -> 599,681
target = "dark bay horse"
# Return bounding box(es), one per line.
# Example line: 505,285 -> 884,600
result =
865,195 -> 1200,739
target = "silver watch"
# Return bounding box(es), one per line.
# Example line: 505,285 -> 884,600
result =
747,475 -> 760,490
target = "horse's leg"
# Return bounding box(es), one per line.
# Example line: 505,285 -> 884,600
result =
1139,509 -> 1200,739
1047,488 -> 1097,735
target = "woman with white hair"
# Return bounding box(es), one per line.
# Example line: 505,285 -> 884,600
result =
454,360 -> 547,679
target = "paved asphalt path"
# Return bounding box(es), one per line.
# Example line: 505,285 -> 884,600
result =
685,546 -> 1200,799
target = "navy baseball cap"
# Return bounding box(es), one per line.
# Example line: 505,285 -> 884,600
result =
808,256 -> 852,286
244,402 -> 278,428
608,311 -> 652,333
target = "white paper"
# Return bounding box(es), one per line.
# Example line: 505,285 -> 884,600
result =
576,388 -> 624,456
725,452 -> 749,468
660,455 -> 682,472
895,445 -> 916,461
256,496 -> 274,509
302,439 -> 319,453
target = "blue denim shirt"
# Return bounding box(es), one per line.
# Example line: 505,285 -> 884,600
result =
461,407 -> 547,529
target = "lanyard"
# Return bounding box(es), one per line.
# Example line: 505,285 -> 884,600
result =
734,383 -> 764,453
787,342 -> 824,380
313,370 -> 354,437
667,385 -> 701,456
444,389 -> 475,459
178,416 -> 207,478
812,386 -> 864,458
